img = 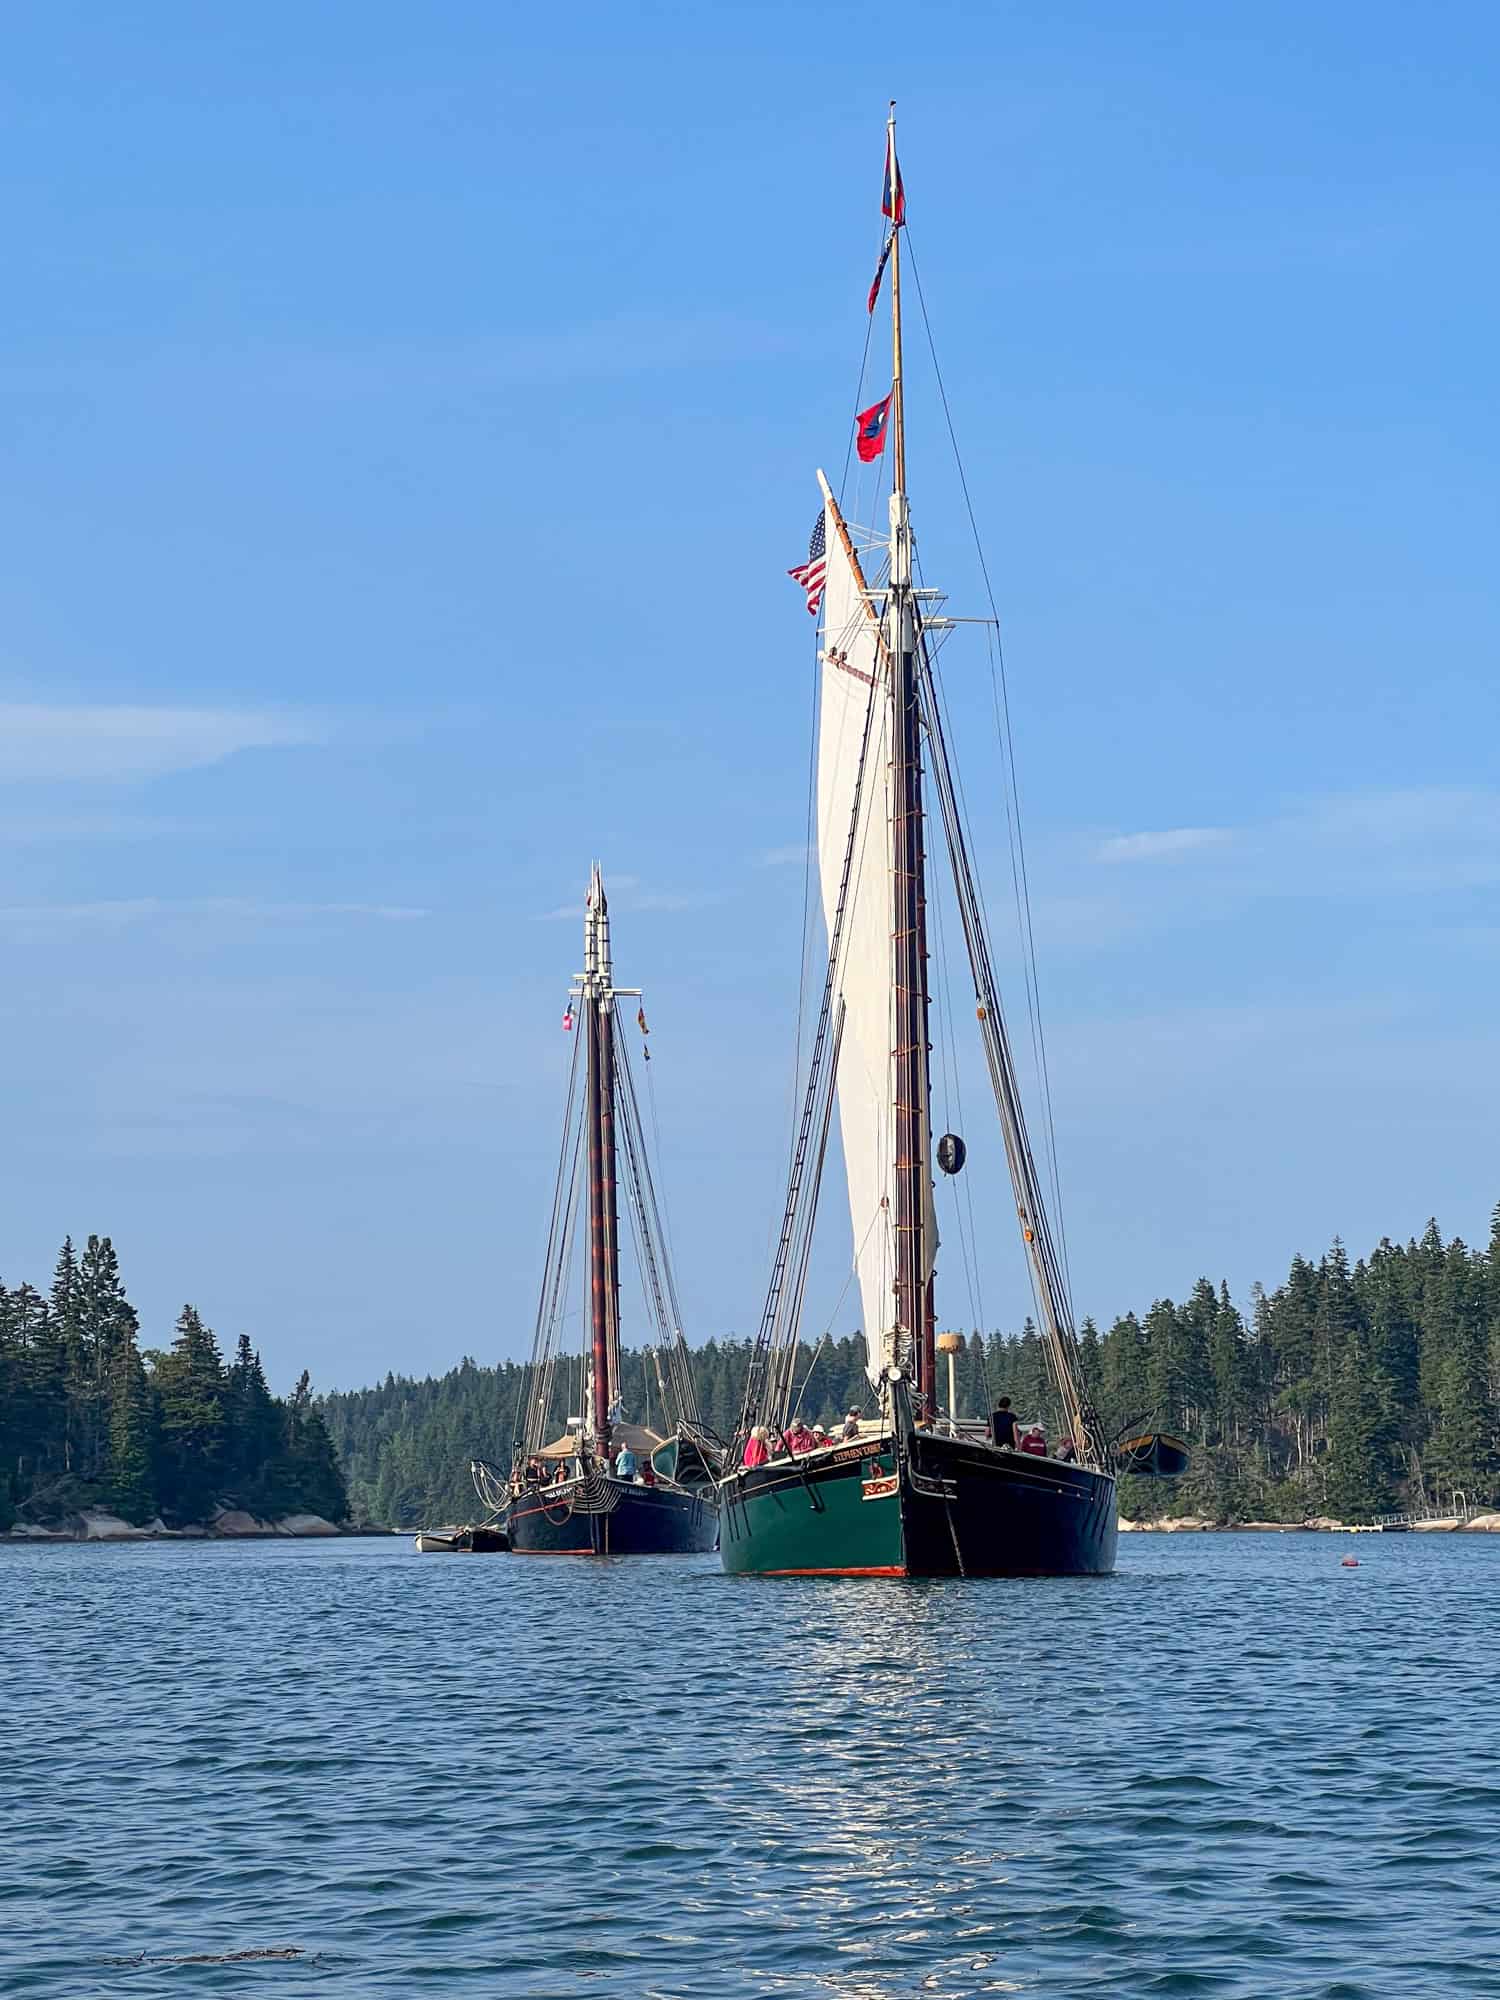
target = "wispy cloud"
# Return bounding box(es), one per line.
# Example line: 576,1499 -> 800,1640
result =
0,809 -> 185,846
536,873 -> 716,921
0,899 -> 426,927
0,703 -> 319,782
1094,789 -> 1500,883
0,315 -> 809,401
1096,827 -> 1232,864
1057,786 -> 1500,960
759,843 -> 813,867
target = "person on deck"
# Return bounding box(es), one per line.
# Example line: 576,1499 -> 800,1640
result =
991,1398 -> 1020,1449
742,1426 -> 770,1468
1055,1437 -> 1077,1464
1019,1424 -> 1047,1458
614,1444 -> 638,1480
841,1410 -> 861,1441
786,1420 -> 817,1455
811,1424 -> 830,1448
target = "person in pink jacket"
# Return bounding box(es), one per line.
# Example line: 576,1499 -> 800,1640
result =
742,1426 -> 771,1468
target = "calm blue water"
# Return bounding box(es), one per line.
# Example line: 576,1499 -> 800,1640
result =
4,1533 -> 1498,1998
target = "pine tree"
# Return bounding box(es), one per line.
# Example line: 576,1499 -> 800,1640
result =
226,1335 -> 282,1513
152,1306 -> 228,1523
74,1236 -> 139,1480
1077,1317 -> 1103,1409
105,1333 -> 156,1523
1208,1285 -> 1249,1447
1423,1239 -> 1496,1497
1324,1342 -> 1396,1521
0,1283 -> 20,1528
1099,1312 -> 1148,1435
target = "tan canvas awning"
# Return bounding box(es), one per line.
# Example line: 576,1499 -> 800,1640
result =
535,1420 -> 664,1458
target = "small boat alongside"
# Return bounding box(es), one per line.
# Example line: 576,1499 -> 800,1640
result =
413,1528 -> 467,1554
412,1461 -> 513,1552
1117,1433 -> 1191,1480
413,1526 -> 512,1554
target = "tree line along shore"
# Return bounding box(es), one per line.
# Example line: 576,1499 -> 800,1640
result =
6,1209 -> 1497,1538
1,1236 -> 348,1538
322,1208 -> 1500,1530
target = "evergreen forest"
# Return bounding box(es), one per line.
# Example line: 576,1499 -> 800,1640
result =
0,1235 -> 348,1533
323,1210 -> 1500,1529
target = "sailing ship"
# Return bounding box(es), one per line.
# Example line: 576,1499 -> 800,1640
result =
504,865 -> 718,1556
718,109 -> 1176,1578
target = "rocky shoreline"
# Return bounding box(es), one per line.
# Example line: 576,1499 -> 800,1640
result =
6,1506 -> 397,1543
1120,1513 -> 1500,1534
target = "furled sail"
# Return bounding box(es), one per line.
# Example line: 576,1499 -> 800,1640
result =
814,489 -> 900,1386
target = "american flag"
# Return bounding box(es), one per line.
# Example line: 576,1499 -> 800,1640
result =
788,511 -> 827,617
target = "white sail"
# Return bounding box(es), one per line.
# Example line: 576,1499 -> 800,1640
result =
814,488 -> 902,1387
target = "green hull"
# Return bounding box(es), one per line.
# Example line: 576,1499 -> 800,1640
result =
719,1438 -> 903,1575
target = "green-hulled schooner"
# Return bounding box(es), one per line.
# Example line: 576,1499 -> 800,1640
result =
717,108 -> 1164,1578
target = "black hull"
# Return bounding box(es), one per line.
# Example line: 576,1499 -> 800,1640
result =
508,1478 -> 716,1556
903,1427 -> 1117,1576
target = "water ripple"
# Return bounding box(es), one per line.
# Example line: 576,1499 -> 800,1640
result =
3,1535 -> 1499,1997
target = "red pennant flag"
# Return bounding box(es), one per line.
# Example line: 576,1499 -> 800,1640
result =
855,392 -> 893,462
637,1005 -> 649,1035
562,1006 -> 574,1032
882,131 -> 905,226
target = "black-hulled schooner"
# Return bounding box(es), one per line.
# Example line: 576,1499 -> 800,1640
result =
718,110 -> 1156,1578
503,866 -> 718,1556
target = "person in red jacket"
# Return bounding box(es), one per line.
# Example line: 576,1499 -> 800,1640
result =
1019,1424 -> 1048,1458
742,1426 -> 771,1468
786,1420 -> 817,1455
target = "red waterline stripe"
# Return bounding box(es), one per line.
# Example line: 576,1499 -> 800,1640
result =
759,1565 -> 907,1578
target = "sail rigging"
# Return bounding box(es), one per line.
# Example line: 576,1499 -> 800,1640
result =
733,103 -> 1100,1467
712,106 -> 1144,1579
510,865 -> 713,1470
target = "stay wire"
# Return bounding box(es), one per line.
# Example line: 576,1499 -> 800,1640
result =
926,823 -> 983,1343
903,225 -> 1075,1309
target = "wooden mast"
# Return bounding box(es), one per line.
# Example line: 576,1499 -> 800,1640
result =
885,102 -> 935,1417
583,865 -> 621,1461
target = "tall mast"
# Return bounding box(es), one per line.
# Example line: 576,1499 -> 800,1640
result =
581,865 -> 623,1460
885,102 -> 935,1416
888,102 -> 907,501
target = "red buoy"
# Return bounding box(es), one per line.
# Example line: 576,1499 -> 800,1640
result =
1341,1556 -> 1360,1568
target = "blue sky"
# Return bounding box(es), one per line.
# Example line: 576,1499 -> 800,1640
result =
2,3 -> 1497,1391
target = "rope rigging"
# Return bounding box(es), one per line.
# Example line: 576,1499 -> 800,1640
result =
612,1008 -> 713,1442
916,640 -> 1107,1467
734,586 -> 885,1448
904,224 -> 1075,1308
511,1025 -> 587,1467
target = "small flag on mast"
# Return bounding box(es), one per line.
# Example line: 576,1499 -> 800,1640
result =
637,1005 -> 649,1034
788,511 -> 827,616
882,128 -> 905,226
867,233 -> 893,314
562,1005 -> 574,1031
855,391 -> 893,462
